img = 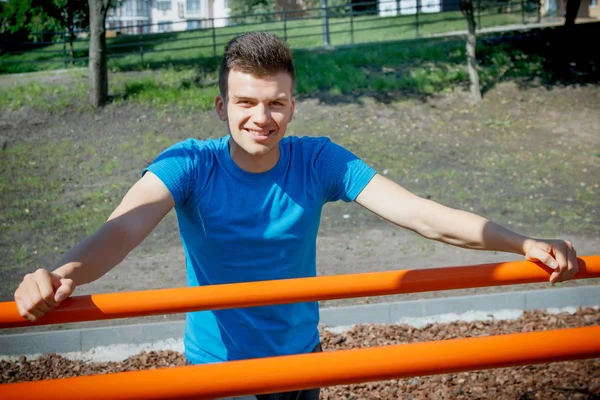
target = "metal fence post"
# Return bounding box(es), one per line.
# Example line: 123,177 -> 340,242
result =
537,0 -> 541,22
477,0 -> 482,29
415,0 -> 420,37
322,0 -> 330,46
350,7 -> 354,45
139,34 -> 144,64
283,12 -> 287,42
521,0 -> 526,23
62,31 -> 67,68
212,18 -> 217,57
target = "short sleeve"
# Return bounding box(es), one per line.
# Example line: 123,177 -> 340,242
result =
314,139 -> 377,203
142,139 -> 200,206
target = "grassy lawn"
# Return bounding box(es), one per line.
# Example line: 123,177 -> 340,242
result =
0,6 -> 536,74
0,30 -> 553,113
0,23 -> 598,299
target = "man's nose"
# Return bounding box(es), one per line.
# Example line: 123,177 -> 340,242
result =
251,104 -> 270,125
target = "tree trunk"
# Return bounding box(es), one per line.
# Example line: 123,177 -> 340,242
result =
66,9 -> 75,66
88,0 -> 110,108
463,0 -> 482,102
68,28 -> 75,66
564,0 -> 582,26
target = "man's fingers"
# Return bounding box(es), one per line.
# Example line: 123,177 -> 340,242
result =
24,278 -> 52,314
526,245 -> 559,270
557,242 -> 578,283
552,244 -> 569,274
36,271 -> 59,309
15,292 -> 45,322
567,242 -> 578,278
54,278 -> 75,303
19,309 -> 43,322
14,291 -> 34,322
526,244 -> 563,285
27,308 -> 45,321
14,269 -> 66,322
550,270 -> 561,285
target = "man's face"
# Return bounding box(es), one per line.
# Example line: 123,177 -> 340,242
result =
216,69 -> 295,158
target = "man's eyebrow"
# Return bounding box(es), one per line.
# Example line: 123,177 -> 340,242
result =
231,95 -> 289,101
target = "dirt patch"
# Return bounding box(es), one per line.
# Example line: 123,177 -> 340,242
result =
1,81 -> 599,314
2,308 -> 599,399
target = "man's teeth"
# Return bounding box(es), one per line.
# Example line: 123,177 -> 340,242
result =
247,130 -> 268,136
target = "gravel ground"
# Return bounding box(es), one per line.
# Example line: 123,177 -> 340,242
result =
2,307 -> 599,399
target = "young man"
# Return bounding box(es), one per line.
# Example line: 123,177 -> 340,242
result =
14,32 -> 578,399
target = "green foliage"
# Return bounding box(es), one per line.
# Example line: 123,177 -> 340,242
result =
53,0 -> 91,33
0,0 -> 61,37
229,0 -> 276,23
0,0 -> 89,42
1,6 -> 534,74
0,35 -> 545,112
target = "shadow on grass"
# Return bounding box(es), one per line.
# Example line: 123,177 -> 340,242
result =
478,22 -> 600,93
111,22 -> 599,107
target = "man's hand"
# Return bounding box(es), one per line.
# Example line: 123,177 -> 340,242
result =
523,239 -> 578,285
14,269 -> 75,322
12,172 -> 174,324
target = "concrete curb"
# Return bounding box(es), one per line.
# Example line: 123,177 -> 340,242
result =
1,285 -> 599,356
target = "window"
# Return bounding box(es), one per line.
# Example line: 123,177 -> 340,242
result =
187,0 -> 201,14
136,0 -> 148,17
157,0 -> 172,11
187,20 -> 200,29
158,21 -> 172,32
591,0 -> 597,8
124,0 -> 134,16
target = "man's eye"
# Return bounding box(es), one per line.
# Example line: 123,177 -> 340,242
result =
272,102 -> 283,106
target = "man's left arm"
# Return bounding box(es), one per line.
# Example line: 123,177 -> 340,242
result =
355,174 -> 578,284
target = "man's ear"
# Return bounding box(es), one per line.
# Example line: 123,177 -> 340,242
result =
215,94 -> 227,121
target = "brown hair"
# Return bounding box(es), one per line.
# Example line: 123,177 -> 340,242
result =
219,32 -> 295,97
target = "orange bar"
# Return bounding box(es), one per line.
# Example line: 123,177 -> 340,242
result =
1,255 -> 599,328
1,325 -> 599,399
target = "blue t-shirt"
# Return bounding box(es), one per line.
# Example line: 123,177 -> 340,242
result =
144,135 -> 376,364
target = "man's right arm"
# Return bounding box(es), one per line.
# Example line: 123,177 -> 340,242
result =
14,171 -> 175,322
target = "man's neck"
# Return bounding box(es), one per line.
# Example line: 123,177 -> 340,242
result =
228,138 -> 280,173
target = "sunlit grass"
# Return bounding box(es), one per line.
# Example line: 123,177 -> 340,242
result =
0,34 -> 547,112
0,8 -> 532,74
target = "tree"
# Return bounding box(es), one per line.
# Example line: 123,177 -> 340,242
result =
228,0 -> 276,23
88,0 -> 111,108
564,0 -> 582,27
0,0 -> 61,38
52,0 -> 90,65
1,0 -> 111,106
0,0 -> 89,64
461,0 -> 482,102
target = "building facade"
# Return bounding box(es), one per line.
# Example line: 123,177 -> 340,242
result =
106,0 -> 231,35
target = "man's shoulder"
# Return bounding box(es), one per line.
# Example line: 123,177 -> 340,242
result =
173,136 -> 227,153
283,135 -> 332,153
159,137 -> 227,166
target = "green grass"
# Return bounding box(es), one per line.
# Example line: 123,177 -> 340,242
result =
1,30 -> 598,300
0,81 -> 88,111
0,7 -> 536,74
0,33 -> 548,112
0,129 -> 175,261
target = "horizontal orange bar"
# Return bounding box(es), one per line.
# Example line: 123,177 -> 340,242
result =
1,325 -> 599,399
1,255 -> 598,329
